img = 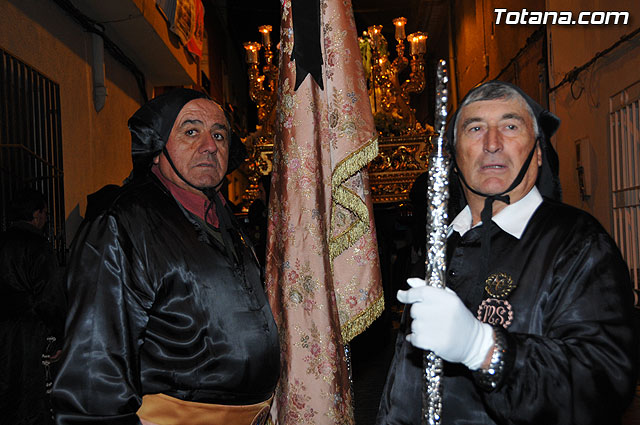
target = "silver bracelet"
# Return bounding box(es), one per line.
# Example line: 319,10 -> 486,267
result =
473,326 -> 507,391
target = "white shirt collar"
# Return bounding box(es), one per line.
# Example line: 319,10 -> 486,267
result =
450,186 -> 543,239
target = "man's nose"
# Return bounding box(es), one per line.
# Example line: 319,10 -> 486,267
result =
483,126 -> 503,153
199,132 -> 219,154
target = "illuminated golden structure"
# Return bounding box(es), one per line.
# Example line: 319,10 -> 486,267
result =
368,133 -> 433,204
243,25 -> 277,137
360,19 -> 435,203
242,20 -> 435,204
362,18 -> 429,135
242,25 -> 278,202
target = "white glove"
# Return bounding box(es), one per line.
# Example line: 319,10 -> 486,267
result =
397,277 -> 495,370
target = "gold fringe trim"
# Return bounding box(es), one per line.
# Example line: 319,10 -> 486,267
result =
328,136 -> 379,263
329,135 -> 380,342
341,292 -> 385,343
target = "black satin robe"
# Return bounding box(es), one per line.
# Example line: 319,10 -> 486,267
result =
377,199 -> 637,425
52,174 -> 280,424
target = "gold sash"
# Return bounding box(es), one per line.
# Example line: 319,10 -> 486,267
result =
137,393 -> 272,425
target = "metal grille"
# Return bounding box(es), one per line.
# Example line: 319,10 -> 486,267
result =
609,83 -> 640,307
0,47 -> 66,265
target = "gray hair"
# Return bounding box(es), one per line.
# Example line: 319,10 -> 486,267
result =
452,82 -> 540,144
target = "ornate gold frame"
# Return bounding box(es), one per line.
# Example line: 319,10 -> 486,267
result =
369,133 -> 433,204
240,132 -> 434,206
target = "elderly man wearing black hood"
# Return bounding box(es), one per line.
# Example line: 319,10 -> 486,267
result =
376,81 -> 637,424
52,89 -> 280,425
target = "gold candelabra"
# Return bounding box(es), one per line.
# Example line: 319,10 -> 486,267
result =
240,21 -> 434,206
243,25 -> 278,138
360,18 -> 428,135
242,25 -> 279,205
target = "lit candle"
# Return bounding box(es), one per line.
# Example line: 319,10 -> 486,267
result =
367,25 -> 383,49
408,32 -> 427,55
407,34 -> 416,55
393,17 -> 407,41
243,42 -> 261,64
258,25 -> 272,48
416,32 -> 427,54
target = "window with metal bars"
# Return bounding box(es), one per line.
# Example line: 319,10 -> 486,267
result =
609,81 -> 640,308
0,47 -> 66,265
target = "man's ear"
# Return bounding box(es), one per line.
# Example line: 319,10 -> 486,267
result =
153,154 -> 160,165
536,138 -> 542,167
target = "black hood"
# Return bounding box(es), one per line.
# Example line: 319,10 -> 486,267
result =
445,80 -> 561,215
128,88 -> 246,178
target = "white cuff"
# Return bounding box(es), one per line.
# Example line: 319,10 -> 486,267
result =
464,322 -> 495,370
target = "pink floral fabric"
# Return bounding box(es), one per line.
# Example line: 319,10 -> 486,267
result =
266,1 -> 383,424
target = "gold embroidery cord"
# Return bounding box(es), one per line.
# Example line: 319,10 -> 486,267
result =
329,136 -> 379,263
340,291 -> 385,343
329,135 -> 382,343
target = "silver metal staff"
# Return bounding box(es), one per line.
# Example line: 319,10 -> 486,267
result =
422,59 -> 450,425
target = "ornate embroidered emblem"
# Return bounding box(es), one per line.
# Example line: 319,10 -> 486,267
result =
477,298 -> 513,329
484,272 -> 516,299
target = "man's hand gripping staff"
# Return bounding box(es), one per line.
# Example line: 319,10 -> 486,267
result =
398,278 -> 495,370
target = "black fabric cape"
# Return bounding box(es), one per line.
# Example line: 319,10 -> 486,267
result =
52,173 -> 280,424
0,222 -> 66,425
376,199 -> 637,424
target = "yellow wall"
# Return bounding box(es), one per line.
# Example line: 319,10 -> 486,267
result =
1,0 -> 145,242
547,0 -> 640,231
451,0 -> 546,105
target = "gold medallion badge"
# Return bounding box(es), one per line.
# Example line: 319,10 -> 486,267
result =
484,273 -> 516,299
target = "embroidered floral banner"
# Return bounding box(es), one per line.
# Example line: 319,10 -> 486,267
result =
265,0 -> 384,424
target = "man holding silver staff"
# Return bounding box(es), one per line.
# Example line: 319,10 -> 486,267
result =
377,80 -> 637,424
